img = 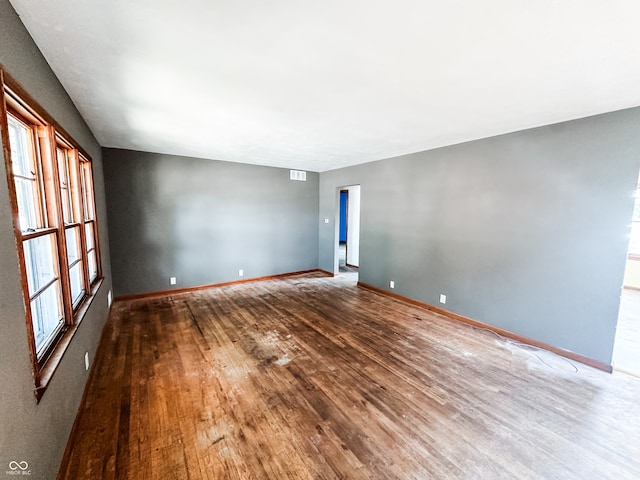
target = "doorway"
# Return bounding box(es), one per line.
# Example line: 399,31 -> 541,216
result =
613,178 -> 640,377
336,185 -> 361,278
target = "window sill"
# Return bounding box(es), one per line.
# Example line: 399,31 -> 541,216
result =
34,277 -> 104,403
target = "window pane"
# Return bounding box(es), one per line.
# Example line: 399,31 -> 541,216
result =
57,148 -> 73,224
88,250 -> 98,283
31,281 -> 64,356
14,177 -> 38,231
69,261 -> 85,306
66,225 -> 85,304
8,116 -> 40,231
23,233 -> 58,296
7,116 -> 33,177
66,226 -> 81,264
81,162 -> 95,220
85,221 -> 95,251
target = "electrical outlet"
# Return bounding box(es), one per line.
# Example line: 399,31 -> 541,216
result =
440,294 -> 447,304
239,269 -> 244,277
389,280 -> 395,289
84,352 -> 90,371
170,277 -> 177,285
324,218 -> 329,223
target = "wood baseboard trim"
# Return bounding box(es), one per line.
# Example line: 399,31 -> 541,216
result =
345,263 -> 359,269
115,269 -> 330,302
317,269 -> 335,277
357,281 -> 612,373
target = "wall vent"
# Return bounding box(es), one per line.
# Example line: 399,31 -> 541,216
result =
290,170 -> 307,181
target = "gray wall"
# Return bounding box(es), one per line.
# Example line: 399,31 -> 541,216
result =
320,108 -> 640,366
103,148 -> 319,297
0,1 -> 112,479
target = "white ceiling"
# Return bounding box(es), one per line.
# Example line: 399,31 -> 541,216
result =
9,0 -> 640,172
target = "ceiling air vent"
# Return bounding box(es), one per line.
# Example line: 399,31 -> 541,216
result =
290,170 -> 307,181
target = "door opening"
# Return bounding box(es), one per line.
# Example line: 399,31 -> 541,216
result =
613,176 -> 640,377
335,185 -> 361,279
339,190 -> 349,269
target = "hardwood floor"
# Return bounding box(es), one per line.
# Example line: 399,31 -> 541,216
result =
59,272 -> 640,479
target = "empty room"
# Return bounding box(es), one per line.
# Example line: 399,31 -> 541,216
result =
1,1 -> 640,479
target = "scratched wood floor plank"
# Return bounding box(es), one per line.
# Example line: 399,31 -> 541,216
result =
58,272 -> 640,479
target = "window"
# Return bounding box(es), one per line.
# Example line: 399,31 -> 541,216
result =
8,115 -> 42,231
1,72 -> 102,400
81,158 -> 100,283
